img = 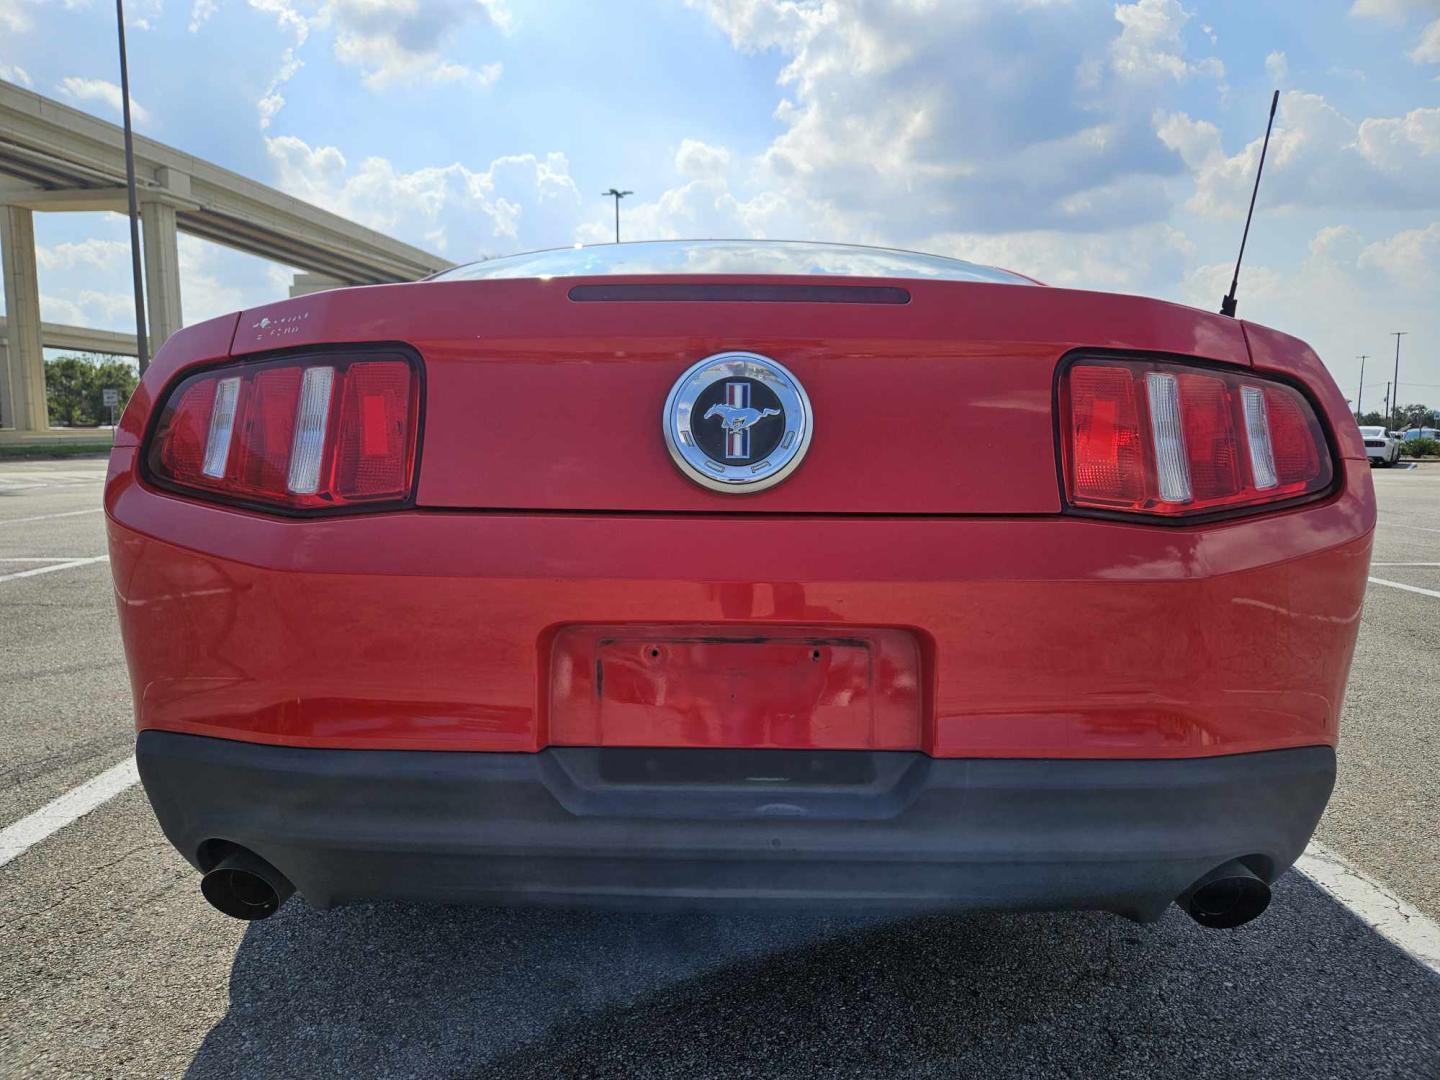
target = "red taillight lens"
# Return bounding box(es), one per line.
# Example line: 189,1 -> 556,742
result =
1061,359 -> 1333,518
332,361 -> 414,498
156,376 -> 217,481
146,352 -> 419,512
1067,365 -> 1145,506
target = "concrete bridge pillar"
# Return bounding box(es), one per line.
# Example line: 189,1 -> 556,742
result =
141,178 -> 183,351
0,205 -> 47,431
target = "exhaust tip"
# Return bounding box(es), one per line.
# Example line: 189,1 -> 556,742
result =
1177,859 -> 1271,929
200,849 -> 294,921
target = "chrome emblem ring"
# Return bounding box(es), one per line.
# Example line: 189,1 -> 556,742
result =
663,351 -> 814,493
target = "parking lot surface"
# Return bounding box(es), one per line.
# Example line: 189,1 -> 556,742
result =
2,457 -> 1438,1078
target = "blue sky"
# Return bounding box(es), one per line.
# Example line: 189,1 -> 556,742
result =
2,0 -> 1438,408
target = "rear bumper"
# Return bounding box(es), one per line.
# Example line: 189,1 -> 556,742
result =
138,731 -> 1334,918
107,453 -> 1374,759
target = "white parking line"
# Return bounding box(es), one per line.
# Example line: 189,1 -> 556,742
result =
0,555 -> 108,584
0,508 -> 104,528
1297,842 -> 1440,976
0,472 -> 107,485
1368,576 -> 1440,600
0,477 -> 105,491
0,756 -> 140,869
0,466 -> 105,475
1380,520 -> 1440,535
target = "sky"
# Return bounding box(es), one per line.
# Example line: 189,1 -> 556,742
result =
1,0 -> 1438,411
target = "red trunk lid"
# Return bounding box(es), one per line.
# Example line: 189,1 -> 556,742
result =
230,275 -> 1251,515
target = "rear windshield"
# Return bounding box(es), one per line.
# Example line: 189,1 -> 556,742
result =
431,240 -> 1035,285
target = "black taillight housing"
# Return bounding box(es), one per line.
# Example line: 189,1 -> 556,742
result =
1059,357 -> 1334,520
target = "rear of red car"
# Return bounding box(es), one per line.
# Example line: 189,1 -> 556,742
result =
107,242 -> 1374,925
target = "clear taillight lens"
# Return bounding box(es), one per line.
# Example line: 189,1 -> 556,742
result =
145,352 -> 419,512
1060,358 -> 1332,518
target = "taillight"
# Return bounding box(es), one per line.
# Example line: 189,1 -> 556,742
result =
1060,358 -> 1332,518
146,352 -> 420,512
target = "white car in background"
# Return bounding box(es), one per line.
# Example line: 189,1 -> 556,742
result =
1359,426 -> 1401,467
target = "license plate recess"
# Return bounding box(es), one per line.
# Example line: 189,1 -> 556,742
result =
548,624 -> 923,750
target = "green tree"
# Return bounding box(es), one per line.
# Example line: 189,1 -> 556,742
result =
1394,403 -> 1437,430
44,354 -> 139,427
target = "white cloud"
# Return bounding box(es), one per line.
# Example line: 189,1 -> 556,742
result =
1179,220 -> 1440,398
574,173 -> 825,247
1357,104 -> 1440,164
1350,0 -> 1440,64
250,0 -> 312,41
681,0 -> 1219,242
0,62 -> 32,86
0,0 -> 30,34
1265,49 -> 1288,83
689,0 -> 812,52
39,290 -> 138,331
245,0 -> 313,129
1111,0 -> 1221,83
258,50 -> 305,129
27,217 -> 136,333
31,234 -> 131,331
265,134 -> 581,255
233,0 -> 507,124
1357,220 -> 1440,286
1160,94 -> 1440,216
1309,224 -> 1364,266
925,222 -> 1196,292
321,0 -> 509,90
1154,110 -> 1223,170
57,77 -> 152,124
675,139 -> 733,180
178,235 -> 299,323
188,0 -> 218,32
125,0 -> 164,31
1348,0 -> 1433,19
35,239 -> 131,273
30,229 -> 299,332
1415,17 -> 1440,61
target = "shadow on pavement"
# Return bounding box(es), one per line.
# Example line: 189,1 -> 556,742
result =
188,874 -> 1440,1079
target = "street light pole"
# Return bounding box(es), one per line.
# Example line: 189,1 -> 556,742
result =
1390,331 -> 1407,430
602,188 -> 633,243
1356,355 -> 1368,419
115,0 -> 150,374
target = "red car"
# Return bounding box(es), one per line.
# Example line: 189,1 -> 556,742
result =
107,240 -> 1374,928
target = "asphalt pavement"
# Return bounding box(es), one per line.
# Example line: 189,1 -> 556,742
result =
1,457 -> 1438,1079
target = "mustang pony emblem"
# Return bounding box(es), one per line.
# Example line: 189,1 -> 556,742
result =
704,382 -> 780,459
703,403 -> 782,432
662,351 -> 813,492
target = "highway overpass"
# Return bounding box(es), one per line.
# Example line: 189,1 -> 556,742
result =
0,79 -> 452,436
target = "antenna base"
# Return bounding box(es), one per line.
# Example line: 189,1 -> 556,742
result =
1219,294 -> 1237,318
